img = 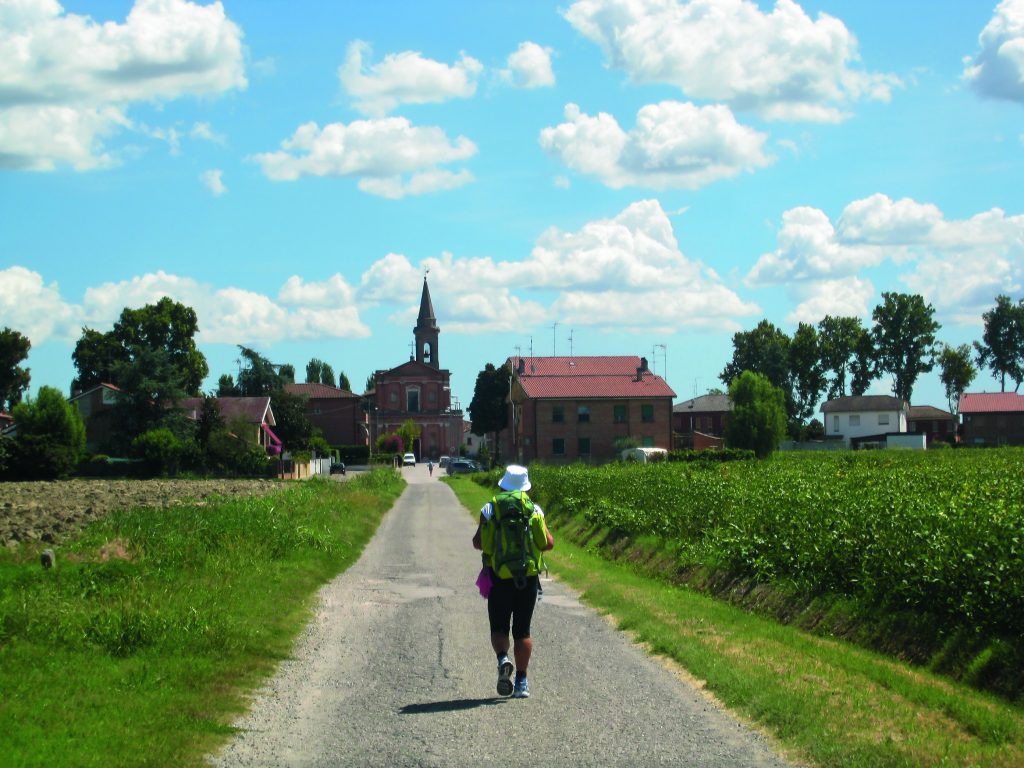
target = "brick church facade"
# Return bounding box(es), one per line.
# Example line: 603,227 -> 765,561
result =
367,277 -> 463,460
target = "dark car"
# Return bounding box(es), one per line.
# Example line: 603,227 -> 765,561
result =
446,459 -> 477,475
330,462 -> 346,475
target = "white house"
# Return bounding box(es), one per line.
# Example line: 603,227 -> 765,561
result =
821,395 -> 908,447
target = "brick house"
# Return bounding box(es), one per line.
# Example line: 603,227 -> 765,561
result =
284,382 -> 362,446
366,277 -> 463,461
821,395 -> 908,447
959,392 -> 1024,446
672,393 -> 732,449
70,383 -> 122,453
179,396 -> 281,455
507,355 -> 675,464
907,404 -> 957,446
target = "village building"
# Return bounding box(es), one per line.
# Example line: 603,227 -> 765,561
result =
672,392 -> 732,449
283,382 -> 362,446
507,355 -> 675,464
907,404 -> 957,446
69,383 -> 122,453
365,277 -> 463,461
821,395 -> 910,448
179,396 -> 281,455
959,392 -> 1024,446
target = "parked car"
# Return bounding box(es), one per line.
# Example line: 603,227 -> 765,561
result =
330,461 -> 346,475
403,453 -> 417,466
438,455 -> 451,468
446,459 -> 476,475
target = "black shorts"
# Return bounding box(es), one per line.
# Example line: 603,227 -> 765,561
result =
487,574 -> 539,640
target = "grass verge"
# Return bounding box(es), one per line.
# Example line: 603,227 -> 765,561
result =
0,471 -> 404,768
447,475 -> 1024,768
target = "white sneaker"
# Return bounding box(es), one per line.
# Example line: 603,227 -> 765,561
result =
496,656 -> 514,696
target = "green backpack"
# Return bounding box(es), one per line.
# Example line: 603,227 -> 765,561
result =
483,490 -> 545,586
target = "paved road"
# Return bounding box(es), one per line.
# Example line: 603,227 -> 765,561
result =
210,464 -> 792,767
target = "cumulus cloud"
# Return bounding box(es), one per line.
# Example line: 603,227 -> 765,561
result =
200,168 -> 226,195
564,0 -> 899,122
786,277 -> 876,325
0,0 -> 246,170
540,101 -> 771,190
339,40 -> 482,116
963,0 -> 1024,103
501,42 -> 556,88
0,266 -> 81,342
747,193 -> 1024,324
251,117 -> 477,198
357,199 -> 760,333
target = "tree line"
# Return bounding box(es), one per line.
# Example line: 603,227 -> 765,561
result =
0,297 -> 360,479
718,292 -> 1024,439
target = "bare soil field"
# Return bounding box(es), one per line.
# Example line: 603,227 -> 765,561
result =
0,478 -> 286,549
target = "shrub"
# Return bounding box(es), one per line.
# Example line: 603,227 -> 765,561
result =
10,386 -> 86,479
132,428 -> 186,476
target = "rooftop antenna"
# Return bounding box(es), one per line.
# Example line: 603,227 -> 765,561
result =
655,343 -> 667,383
551,322 -> 559,356
568,329 -> 574,357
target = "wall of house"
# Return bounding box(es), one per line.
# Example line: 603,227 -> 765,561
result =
826,409 -> 906,445
306,397 -> 361,445
516,397 -> 673,464
961,412 -> 1024,446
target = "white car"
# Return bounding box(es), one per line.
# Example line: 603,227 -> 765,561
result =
403,453 -> 416,466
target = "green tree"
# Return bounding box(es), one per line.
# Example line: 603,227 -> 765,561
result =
871,292 -> 940,403
938,343 -> 977,416
849,329 -> 877,396
217,374 -> 240,397
0,327 -> 31,411
110,345 -> 190,440
817,315 -> 864,399
236,346 -> 280,396
468,362 -> 509,460
11,386 -> 86,479
305,358 -> 336,386
720,320 -> 793,417
973,295 -> 1024,393
365,373 -> 376,395
725,371 -> 787,459
338,370 -> 351,391
278,364 -> 295,384
397,419 -> 422,457
789,322 -> 826,426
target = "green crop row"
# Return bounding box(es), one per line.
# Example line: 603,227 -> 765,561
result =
527,449 -> 1024,639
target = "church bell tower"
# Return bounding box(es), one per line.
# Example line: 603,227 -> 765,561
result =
414,276 -> 440,368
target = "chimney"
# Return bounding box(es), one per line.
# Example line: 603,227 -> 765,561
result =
517,358 -> 526,375
636,356 -> 648,381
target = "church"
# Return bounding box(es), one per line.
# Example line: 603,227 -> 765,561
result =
366,277 -> 464,461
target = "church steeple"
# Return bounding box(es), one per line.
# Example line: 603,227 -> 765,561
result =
415,275 -> 440,368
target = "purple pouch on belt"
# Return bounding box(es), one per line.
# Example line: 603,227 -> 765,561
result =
476,566 -> 493,598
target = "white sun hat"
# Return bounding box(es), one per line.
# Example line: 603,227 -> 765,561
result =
498,464 -> 531,492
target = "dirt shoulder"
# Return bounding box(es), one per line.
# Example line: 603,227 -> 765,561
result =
0,478 -> 285,549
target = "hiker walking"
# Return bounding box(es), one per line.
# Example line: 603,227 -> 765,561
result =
472,464 -> 554,699
428,460 -> 434,476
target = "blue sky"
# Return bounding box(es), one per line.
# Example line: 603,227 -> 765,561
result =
2,0 -> 1023,415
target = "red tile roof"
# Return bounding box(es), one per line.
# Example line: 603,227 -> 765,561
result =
179,397 -> 275,426
959,392 -> 1024,413
285,382 -> 358,399
908,405 -> 954,420
509,356 -> 675,399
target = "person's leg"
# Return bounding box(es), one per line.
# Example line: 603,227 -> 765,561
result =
488,580 -> 516,696
512,636 -> 533,672
490,632 -> 510,656
510,576 -> 539,676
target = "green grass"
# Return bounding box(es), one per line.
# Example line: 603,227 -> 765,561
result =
0,471 -> 404,768
447,474 -> 1024,768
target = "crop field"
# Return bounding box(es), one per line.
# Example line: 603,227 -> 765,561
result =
524,449 -> 1024,697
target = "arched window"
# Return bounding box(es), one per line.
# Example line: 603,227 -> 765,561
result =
422,342 -> 433,364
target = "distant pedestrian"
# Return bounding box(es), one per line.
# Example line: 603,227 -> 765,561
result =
428,460 -> 434,476
472,464 -> 554,699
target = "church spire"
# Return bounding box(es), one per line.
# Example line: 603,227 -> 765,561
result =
414,275 -> 440,368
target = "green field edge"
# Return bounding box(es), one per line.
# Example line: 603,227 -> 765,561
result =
446,475 -> 1024,768
0,472 -> 405,768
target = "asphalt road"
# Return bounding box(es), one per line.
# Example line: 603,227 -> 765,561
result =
209,464 -> 792,768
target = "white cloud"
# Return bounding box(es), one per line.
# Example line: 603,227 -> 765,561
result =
0,266 -> 80,342
279,274 -> 358,307
191,122 -> 226,144
564,0 -> 899,122
540,101 -> 771,190
785,277 -> 875,325
200,168 -> 226,195
747,194 -> 1024,324
0,0 -> 246,170
339,40 -> 482,116
963,0 -> 1024,103
356,199 -> 759,333
251,117 -> 477,198
501,42 -> 555,88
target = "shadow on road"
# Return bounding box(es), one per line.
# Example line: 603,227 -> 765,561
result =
399,697 -> 507,714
